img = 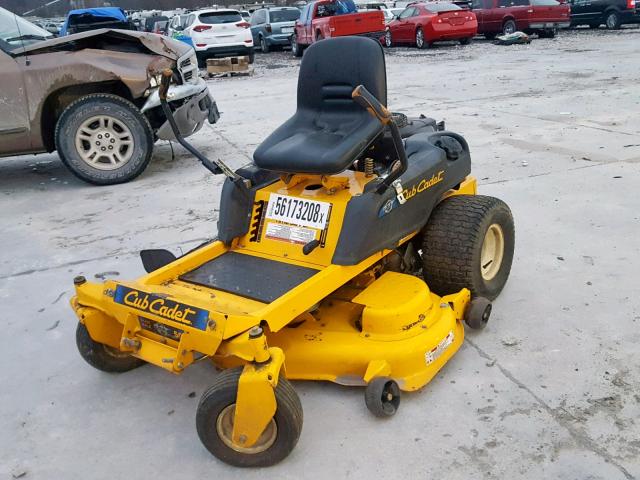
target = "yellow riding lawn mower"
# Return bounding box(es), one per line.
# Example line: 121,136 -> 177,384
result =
71,37 -> 514,467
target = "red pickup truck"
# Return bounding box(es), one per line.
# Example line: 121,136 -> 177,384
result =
291,0 -> 385,56
471,0 -> 571,38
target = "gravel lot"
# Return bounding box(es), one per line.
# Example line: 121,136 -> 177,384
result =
1,27 -> 639,480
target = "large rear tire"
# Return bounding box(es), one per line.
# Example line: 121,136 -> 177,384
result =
421,195 -> 515,301
196,368 -> 303,467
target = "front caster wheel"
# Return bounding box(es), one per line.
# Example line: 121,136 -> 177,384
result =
365,377 -> 400,418
196,367 -> 303,467
465,297 -> 492,330
76,323 -> 144,373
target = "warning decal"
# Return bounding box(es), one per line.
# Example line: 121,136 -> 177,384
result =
425,330 -> 455,365
265,222 -> 316,245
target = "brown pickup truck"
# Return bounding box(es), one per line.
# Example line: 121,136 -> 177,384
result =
0,7 -> 219,185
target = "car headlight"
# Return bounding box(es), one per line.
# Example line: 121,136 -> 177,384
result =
149,73 -> 164,89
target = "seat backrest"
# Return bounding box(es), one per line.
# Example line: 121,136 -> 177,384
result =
298,36 -> 387,113
253,37 -> 388,174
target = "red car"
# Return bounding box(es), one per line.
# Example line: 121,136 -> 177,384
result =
384,2 -> 478,49
471,0 -> 571,39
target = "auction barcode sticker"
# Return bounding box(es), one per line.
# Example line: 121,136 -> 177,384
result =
265,223 -> 316,245
425,330 -> 455,365
266,193 -> 331,230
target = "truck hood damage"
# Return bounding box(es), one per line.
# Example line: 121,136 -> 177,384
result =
11,28 -> 191,60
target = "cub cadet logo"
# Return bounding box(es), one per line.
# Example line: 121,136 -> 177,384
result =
403,170 -> 445,201
114,285 -> 208,330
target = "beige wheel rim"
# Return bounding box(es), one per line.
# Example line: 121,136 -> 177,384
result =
216,404 -> 277,454
74,115 -> 134,170
480,224 -> 504,281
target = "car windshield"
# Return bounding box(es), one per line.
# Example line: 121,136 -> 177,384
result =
424,2 -> 461,11
0,6 -> 52,52
199,11 -> 243,24
531,0 -> 559,4
270,9 -> 301,22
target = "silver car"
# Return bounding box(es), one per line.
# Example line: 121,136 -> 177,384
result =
250,7 -> 301,53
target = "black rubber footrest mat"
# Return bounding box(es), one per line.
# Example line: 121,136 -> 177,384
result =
179,252 -> 319,304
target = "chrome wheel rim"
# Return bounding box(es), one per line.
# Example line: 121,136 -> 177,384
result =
74,115 -> 134,170
261,37 -> 267,52
416,29 -> 424,47
385,30 -> 392,47
480,224 -> 505,281
606,14 -> 616,28
216,404 -> 277,454
504,22 -> 515,34
291,35 -> 297,54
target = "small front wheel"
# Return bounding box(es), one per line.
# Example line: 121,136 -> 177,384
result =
365,377 -> 401,417
76,323 -> 144,373
465,297 -> 492,330
196,368 -> 303,467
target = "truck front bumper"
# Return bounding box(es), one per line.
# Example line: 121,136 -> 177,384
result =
141,78 -> 220,141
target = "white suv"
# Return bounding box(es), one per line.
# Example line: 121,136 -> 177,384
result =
183,9 -> 254,67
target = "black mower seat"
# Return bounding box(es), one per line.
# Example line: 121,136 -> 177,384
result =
253,37 -> 387,175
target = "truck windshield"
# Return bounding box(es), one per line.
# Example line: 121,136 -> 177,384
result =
0,6 -> 52,52
270,10 -> 301,22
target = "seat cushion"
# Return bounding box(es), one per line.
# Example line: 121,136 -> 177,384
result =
254,37 -> 387,174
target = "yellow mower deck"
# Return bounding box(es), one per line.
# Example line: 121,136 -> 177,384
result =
72,172 -> 476,449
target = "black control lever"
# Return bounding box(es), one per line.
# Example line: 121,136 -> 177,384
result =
352,85 -> 408,194
158,70 -> 250,193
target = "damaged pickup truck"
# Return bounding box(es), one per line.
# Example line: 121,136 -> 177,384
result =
0,7 -> 219,185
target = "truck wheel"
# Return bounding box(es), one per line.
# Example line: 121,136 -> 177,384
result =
291,33 -> 304,57
502,19 -> 516,35
260,36 -> 270,53
415,27 -> 427,49
421,195 -> 515,301
55,94 -> 153,185
76,323 -> 144,373
196,368 -> 303,467
539,28 -> 557,38
605,10 -> 621,29
459,36 -> 472,45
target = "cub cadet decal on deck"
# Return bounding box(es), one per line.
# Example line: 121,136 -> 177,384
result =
114,285 -> 208,330
403,170 -> 445,201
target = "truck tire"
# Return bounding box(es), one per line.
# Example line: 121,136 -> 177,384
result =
605,10 -> 621,29
55,94 -> 153,185
502,19 -> 516,35
421,195 -> 515,301
291,33 -> 304,57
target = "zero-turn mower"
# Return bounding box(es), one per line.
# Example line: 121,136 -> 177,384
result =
71,37 -> 515,467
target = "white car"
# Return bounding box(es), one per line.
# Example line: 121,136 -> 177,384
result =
183,8 -> 254,67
